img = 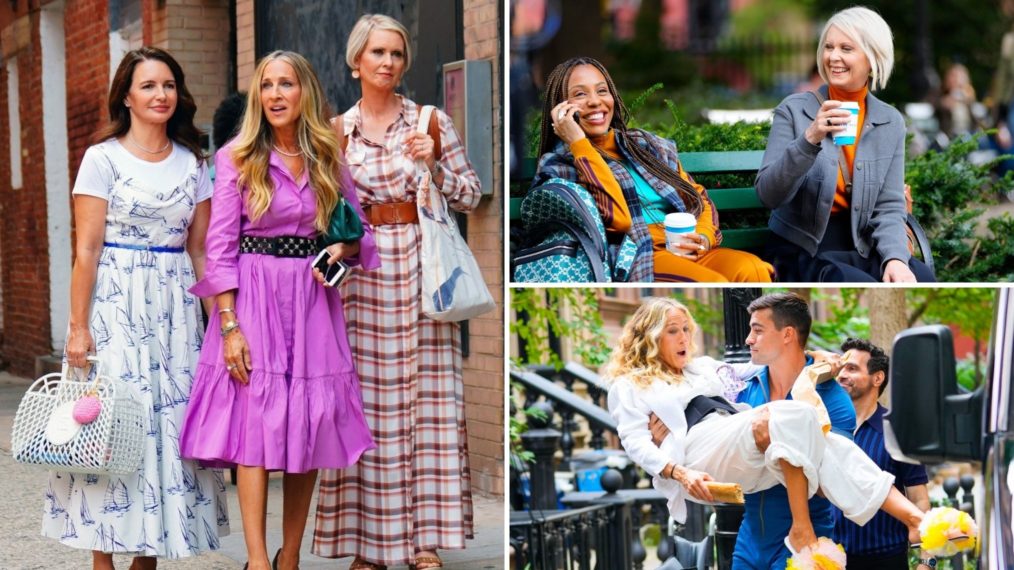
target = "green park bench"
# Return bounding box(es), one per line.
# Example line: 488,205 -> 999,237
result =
509,147 -> 934,280
509,149 -> 773,270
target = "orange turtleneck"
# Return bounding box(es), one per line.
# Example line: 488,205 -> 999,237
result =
568,130 -> 718,247
828,84 -> 868,214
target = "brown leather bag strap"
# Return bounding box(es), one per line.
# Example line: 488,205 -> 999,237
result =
427,106 -> 442,161
331,115 -> 347,152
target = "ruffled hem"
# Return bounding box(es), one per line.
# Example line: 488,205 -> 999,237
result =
41,532 -> 225,560
179,363 -> 375,473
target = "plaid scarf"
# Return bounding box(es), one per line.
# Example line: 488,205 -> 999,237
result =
532,129 -> 718,282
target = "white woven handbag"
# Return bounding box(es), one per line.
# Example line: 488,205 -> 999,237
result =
11,357 -> 145,475
415,105 -> 496,322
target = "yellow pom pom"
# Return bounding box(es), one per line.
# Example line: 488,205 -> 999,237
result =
918,507 -> 979,557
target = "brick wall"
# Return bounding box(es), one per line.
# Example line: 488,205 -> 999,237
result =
461,0 -> 504,497
0,10 -> 51,377
0,24 -> 8,368
235,0 -> 254,91
149,0 -> 168,47
163,0 -> 230,128
65,0 -> 109,211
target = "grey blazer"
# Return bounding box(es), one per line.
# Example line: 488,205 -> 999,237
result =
755,85 -> 909,266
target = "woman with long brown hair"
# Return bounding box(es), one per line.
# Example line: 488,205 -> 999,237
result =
179,50 -> 378,570
533,57 -> 772,282
41,46 -> 228,569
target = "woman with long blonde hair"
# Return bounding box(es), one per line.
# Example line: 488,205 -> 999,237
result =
607,298 -> 963,560
179,50 -> 379,570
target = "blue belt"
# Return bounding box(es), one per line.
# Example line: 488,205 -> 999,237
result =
103,241 -> 184,253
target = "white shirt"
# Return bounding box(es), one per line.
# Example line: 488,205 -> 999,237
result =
73,139 -> 212,203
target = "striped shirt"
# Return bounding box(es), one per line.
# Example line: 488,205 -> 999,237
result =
830,404 -> 929,556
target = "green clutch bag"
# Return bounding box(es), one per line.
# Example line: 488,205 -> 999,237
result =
321,197 -> 365,245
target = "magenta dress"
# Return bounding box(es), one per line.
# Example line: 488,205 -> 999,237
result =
179,144 -> 379,473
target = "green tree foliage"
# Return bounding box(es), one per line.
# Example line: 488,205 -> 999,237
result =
906,288 -> 997,387
906,133 -> 1014,282
807,289 -> 871,350
510,288 -> 611,370
812,0 -> 1010,102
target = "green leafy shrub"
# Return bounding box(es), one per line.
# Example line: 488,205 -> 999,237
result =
906,133 -> 1014,282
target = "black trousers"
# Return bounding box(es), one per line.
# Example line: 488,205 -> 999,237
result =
765,214 -> 936,282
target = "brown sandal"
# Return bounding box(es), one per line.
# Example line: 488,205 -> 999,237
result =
412,555 -> 444,569
349,558 -> 387,570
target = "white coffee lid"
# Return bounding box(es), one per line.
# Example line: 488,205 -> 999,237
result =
664,212 -> 697,229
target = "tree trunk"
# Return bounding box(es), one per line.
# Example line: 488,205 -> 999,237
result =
868,289 -> 907,407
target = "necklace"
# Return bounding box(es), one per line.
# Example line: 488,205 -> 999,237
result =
273,145 -> 303,157
126,132 -> 171,154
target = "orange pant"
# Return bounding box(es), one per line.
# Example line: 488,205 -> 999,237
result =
649,225 -> 773,282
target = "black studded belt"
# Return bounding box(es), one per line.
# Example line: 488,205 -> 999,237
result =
239,235 -> 317,258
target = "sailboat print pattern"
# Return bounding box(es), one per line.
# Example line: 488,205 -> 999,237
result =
41,140 -> 229,558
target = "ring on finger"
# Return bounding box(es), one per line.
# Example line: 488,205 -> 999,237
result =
227,363 -> 237,371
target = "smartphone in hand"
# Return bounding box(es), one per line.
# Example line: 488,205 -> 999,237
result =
312,250 -> 350,287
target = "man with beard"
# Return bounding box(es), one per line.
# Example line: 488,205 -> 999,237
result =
832,337 -> 932,570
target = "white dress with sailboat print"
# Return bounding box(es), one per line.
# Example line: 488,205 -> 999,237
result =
40,139 -> 230,558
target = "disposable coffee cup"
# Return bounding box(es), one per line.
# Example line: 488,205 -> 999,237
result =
664,212 -> 697,255
833,101 -> 859,146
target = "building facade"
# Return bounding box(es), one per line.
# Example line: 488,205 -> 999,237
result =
0,0 -> 503,496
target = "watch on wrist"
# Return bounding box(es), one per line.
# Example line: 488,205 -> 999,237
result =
918,556 -> 937,568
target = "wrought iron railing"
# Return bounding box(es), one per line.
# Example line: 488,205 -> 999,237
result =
510,499 -> 633,570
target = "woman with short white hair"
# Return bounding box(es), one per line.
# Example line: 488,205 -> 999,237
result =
756,6 -> 935,282
312,13 -> 481,570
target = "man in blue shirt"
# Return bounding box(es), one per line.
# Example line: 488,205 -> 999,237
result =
831,338 -> 932,570
732,293 -> 857,569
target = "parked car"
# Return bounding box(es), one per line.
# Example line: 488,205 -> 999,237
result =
885,286 -> 1012,567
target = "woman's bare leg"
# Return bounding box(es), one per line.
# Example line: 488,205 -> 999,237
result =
127,557 -> 157,570
781,459 -> 819,552
276,470 -> 318,570
237,465 -> 272,570
92,551 -> 114,570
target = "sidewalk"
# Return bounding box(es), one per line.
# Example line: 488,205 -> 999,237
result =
0,372 -> 504,569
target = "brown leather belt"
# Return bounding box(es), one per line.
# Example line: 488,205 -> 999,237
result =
364,201 -> 418,225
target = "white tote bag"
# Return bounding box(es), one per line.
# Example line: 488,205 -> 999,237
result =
415,105 -> 496,322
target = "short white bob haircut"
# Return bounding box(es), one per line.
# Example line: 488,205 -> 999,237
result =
346,14 -> 412,74
817,6 -> 894,91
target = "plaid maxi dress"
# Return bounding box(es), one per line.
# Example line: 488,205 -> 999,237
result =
312,97 -> 480,566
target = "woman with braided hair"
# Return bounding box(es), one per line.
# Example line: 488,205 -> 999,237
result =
532,57 -> 773,282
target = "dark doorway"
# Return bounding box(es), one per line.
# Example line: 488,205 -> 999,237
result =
255,0 -> 463,113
